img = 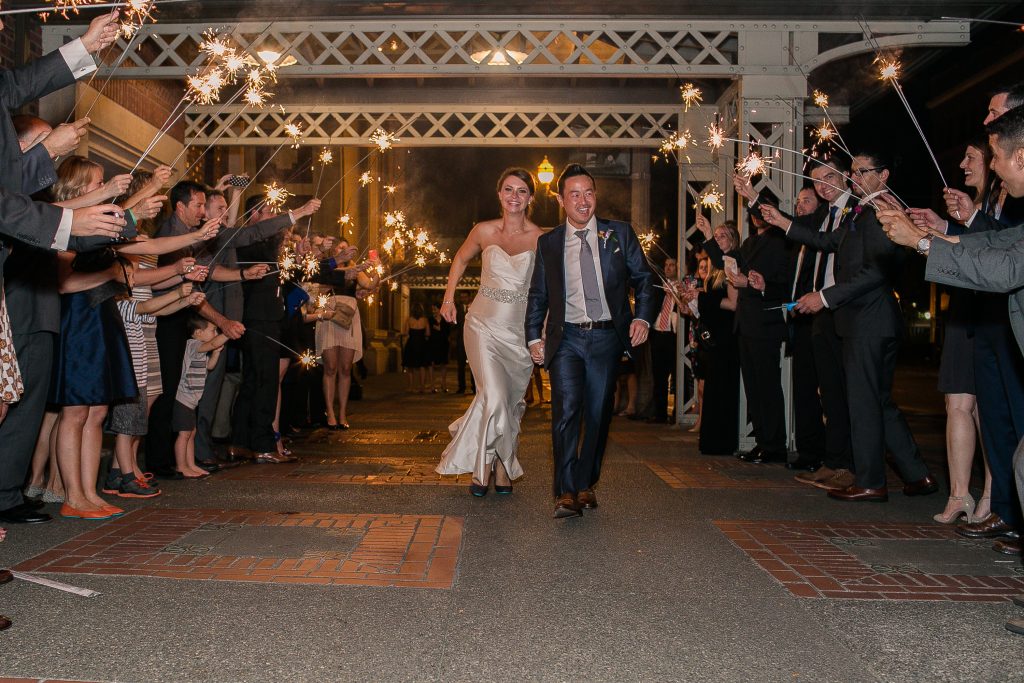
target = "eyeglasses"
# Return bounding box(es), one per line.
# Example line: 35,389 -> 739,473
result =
851,166 -> 885,176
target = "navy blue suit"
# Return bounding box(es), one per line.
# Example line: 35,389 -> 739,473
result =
525,218 -> 655,496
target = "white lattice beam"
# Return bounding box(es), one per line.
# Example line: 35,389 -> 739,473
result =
42,19 -> 967,78
184,104 -> 686,146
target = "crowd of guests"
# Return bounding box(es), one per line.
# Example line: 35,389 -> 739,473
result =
0,12 -> 384,548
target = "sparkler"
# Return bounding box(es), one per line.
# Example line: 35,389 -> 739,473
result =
813,120 -> 836,144
284,123 -> 304,148
385,184 -> 397,194
263,183 -> 292,209
876,56 -> 901,82
298,350 -> 319,368
638,231 -> 657,254
812,90 -> 829,108
22,0 -> 191,20
359,172 -> 374,187
735,151 -> 772,177
679,83 -> 703,112
318,148 -> 335,166
706,124 -> 725,150
369,128 -> 399,152
337,214 -> 352,227
695,184 -> 724,213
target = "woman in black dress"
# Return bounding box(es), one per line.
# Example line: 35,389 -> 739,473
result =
402,303 -> 431,392
686,221 -> 740,456
428,302 -> 452,392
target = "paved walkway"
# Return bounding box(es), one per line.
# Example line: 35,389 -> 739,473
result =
1,368 -> 1022,683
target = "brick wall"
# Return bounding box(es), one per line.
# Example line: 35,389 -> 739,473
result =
1,15 -> 182,139
102,79 -> 186,140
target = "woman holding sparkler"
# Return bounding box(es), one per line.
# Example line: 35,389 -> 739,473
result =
435,168 -> 543,496
686,218 -> 740,456
316,238 -> 379,429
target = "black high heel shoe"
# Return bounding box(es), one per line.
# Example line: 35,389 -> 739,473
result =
492,459 -> 513,494
469,481 -> 488,497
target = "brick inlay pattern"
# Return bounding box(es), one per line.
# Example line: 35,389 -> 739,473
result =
14,509 -> 463,589
716,520 -> 1024,601
220,456 -> 469,486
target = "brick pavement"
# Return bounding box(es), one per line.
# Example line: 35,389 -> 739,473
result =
13,508 -> 463,589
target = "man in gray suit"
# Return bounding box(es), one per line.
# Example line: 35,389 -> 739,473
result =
879,104 -> 1024,636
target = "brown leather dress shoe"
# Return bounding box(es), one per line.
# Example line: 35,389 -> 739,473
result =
226,445 -> 254,462
903,475 -> 939,496
577,489 -> 598,509
0,615 -> 10,631
813,469 -> 855,492
828,485 -> 889,502
0,570 -> 12,586
956,513 -> 1015,539
993,538 -> 1022,556
553,493 -> 582,519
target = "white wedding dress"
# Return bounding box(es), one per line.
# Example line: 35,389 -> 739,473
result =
436,244 -> 536,482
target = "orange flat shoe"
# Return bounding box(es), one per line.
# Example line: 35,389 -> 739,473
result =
59,504 -> 115,520
102,505 -> 125,516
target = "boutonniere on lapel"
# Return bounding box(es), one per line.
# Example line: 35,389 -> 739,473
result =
597,229 -> 621,253
840,205 -> 864,229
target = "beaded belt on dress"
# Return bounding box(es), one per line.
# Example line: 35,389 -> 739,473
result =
480,285 -> 528,305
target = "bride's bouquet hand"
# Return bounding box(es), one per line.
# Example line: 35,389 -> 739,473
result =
440,300 -> 458,324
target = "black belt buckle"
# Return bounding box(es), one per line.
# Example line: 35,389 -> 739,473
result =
578,321 -> 594,330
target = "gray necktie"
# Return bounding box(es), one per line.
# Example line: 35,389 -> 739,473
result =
575,229 -> 603,320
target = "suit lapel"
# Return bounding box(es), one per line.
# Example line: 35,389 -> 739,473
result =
551,223 -> 567,300
596,219 -> 614,287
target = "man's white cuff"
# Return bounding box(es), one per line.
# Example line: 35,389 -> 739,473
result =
51,208 -> 73,251
60,38 -> 97,81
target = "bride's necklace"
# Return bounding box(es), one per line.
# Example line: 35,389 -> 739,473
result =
502,220 -> 525,236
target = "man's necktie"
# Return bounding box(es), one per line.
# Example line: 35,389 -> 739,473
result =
575,229 -> 604,320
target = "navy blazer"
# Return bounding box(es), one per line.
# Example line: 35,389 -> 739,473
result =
525,217 -> 656,366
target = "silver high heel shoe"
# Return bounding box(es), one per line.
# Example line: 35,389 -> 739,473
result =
933,494 -> 975,524
968,496 -> 991,524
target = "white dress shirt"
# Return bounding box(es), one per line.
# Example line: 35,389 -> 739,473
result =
817,192 -> 851,308
563,216 -> 611,323
49,38 -> 98,251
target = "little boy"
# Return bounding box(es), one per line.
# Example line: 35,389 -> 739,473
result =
173,317 -> 229,478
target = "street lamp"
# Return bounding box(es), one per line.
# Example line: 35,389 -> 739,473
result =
537,156 -> 555,186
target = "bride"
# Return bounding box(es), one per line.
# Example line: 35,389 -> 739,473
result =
435,168 -> 543,496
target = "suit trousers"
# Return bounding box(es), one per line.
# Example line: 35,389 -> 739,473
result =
650,329 -> 676,420
231,320 -> 280,453
790,321 -> 825,461
0,332 -> 54,509
973,323 -> 1024,527
548,326 -> 622,497
737,335 -> 787,453
146,309 -> 190,472
844,336 -> 928,489
194,347 -> 227,462
811,313 -> 852,471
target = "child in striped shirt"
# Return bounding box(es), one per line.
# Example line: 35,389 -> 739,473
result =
173,317 -> 228,478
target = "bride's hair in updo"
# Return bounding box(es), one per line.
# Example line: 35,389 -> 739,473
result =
496,167 -> 536,197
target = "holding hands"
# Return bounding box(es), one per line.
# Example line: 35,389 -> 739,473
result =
529,341 -> 544,365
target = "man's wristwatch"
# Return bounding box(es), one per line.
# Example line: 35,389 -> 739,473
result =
916,234 -> 934,256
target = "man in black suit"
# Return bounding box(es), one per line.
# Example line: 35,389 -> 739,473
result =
525,164 -> 655,518
763,150 -> 936,502
743,162 -> 856,484
702,188 -> 790,464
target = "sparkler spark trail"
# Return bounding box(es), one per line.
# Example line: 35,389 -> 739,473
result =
359,171 -> 374,187
337,213 -> 352,226
679,83 -> 703,112
638,232 -> 657,254
812,90 -> 829,108
813,120 -> 836,143
319,148 -> 334,165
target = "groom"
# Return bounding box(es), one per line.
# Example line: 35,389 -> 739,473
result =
525,164 -> 656,518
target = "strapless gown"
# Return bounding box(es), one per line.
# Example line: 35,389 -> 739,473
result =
436,245 -> 535,482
